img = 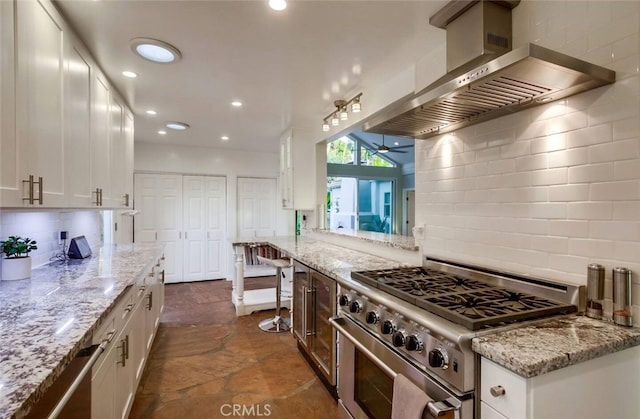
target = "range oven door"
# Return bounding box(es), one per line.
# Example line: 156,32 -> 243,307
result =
330,316 -> 472,419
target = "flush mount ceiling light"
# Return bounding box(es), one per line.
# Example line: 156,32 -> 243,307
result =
122,70 -> 137,78
221,136 -> 229,141
158,130 -> 167,135
231,101 -> 243,107
166,122 -> 190,131
130,38 -> 182,63
146,110 -> 157,115
321,93 -> 362,131
268,0 -> 287,11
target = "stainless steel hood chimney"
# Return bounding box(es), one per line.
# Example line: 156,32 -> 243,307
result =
363,0 -> 615,139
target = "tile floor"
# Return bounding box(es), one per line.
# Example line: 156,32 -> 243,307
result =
129,278 -> 339,419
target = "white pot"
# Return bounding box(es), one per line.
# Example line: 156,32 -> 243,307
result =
1,256 -> 32,281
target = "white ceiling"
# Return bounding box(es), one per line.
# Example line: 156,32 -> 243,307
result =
54,0 -> 447,153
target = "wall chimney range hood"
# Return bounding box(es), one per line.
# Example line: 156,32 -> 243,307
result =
363,0 -> 615,139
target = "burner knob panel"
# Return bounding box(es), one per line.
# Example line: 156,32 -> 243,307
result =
381,320 -> 396,335
428,348 -> 450,370
338,294 -> 351,307
392,331 -> 406,347
365,311 -> 379,324
350,300 -> 364,313
405,335 -> 424,352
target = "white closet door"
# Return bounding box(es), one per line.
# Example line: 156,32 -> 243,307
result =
183,176 -> 206,281
205,176 -> 226,279
237,177 -> 277,237
134,173 -> 183,283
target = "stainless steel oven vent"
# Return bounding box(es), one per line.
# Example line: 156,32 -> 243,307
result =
363,1 -> 616,139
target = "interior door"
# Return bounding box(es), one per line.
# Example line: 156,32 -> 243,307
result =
204,176 -> 226,279
134,173 -> 183,283
237,177 -> 277,237
183,176 -> 206,282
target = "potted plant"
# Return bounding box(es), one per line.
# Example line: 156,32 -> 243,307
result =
1,236 -> 37,281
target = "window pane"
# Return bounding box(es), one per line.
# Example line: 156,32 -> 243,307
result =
327,136 -> 355,165
358,179 -> 393,234
360,147 -> 394,167
327,177 -> 357,230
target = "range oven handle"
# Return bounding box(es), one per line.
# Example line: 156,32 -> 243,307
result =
47,340 -> 108,419
329,316 -> 397,379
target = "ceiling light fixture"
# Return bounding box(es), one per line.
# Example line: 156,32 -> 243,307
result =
268,0 -> 287,11
231,101 -> 243,107
166,122 -> 190,130
130,38 -> 182,63
221,136 -> 229,141
146,110 -> 157,115
122,71 -> 137,78
158,130 -> 167,135
321,93 -> 362,131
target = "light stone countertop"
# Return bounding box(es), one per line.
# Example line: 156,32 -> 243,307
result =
472,315 -> 640,378
231,235 -> 408,276
312,229 -> 420,252
0,243 -> 164,419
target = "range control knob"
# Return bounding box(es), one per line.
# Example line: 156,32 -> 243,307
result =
405,335 -> 424,352
350,300 -> 364,313
365,311 -> 380,324
381,320 -> 396,335
428,348 -> 450,370
392,331 -> 406,347
338,294 -> 351,307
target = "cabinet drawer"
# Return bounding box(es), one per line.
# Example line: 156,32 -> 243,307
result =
481,358 -> 526,419
481,401 -> 508,419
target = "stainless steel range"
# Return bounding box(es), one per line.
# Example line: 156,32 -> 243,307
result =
331,257 -> 584,419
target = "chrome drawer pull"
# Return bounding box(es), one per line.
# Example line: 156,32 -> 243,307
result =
490,385 -> 506,397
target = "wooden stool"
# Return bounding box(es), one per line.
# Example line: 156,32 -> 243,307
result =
256,256 -> 291,333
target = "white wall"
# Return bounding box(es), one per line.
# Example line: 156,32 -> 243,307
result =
415,1 -> 640,324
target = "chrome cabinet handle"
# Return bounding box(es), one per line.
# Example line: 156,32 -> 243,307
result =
124,303 -> 133,313
93,188 -> 101,206
490,385 -> 506,397
123,193 -> 130,207
147,291 -> 153,310
22,175 -> 43,204
117,338 -> 127,366
37,176 -> 43,205
22,175 -> 34,204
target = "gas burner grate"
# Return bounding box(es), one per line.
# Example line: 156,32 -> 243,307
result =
350,267 -> 577,330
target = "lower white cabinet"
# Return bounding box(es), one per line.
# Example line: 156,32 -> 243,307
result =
91,254 -> 164,419
480,345 -> 640,419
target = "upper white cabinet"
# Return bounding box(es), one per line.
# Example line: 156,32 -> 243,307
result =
0,0 -> 134,209
65,38 -> 93,207
279,128 -> 315,210
15,0 -> 67,207
0,0 -> 19,205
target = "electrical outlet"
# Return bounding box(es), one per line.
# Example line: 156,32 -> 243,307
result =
59,231 -> 68,245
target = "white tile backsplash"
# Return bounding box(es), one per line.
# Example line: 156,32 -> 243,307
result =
0,210 -> 103,270
415,1 -> 639,324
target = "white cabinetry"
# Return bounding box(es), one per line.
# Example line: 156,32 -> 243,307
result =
480,346 -> 640,419
0,0 -> 18,205
0,0 -> 133,209
92,254 -> 165,419
65,38 -> 93,207
134,173 -> 226,283
278,128 -> 314,210
15,0 -> 66,207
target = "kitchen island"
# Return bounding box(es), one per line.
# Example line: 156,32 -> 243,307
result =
0,243 -> 164,419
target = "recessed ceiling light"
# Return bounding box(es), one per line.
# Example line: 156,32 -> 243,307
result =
394,141 -> 400,146
166,122 -> 190,131
158,130 -> 167,135
268,0 -> 287,11
146,110 -> 157,115
122,71 -> 137,78
231,101 -> 242,107
221,136 -> 229,141
130,38 -> 182,63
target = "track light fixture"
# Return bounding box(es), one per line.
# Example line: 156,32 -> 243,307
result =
321,93 -> 362,131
